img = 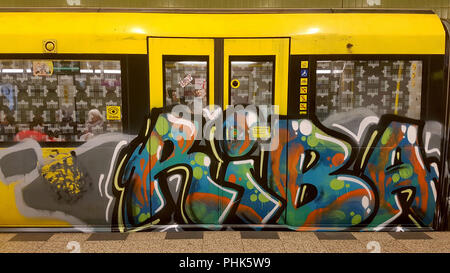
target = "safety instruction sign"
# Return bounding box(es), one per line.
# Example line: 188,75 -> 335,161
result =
106,106 -> 121,120
252,126 -> 271,139
300,69 -> 308,77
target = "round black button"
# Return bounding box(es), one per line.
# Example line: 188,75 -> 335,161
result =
231,79 -> 240,88
45,41 -> 55,51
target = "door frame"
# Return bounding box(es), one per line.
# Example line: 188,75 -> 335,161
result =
147,36 -> 291,115
147,37 -> 216,109
223,37 -> 290,115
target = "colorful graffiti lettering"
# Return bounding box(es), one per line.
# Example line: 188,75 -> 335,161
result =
111,106 -> 440,232
354,116 -> 440,230
267,119 -> 376,230
0,105 -> 442,232
112,109 -> 243,232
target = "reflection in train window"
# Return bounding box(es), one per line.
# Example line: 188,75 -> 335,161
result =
0,59 -> 122,142
163,56 -> 208,111
315,60 -> 422,122
229,56 -> 274,106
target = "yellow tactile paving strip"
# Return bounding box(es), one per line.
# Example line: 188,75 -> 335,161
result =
0,232 -> 448,253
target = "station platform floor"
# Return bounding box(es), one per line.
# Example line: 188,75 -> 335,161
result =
0,231 -> 448,253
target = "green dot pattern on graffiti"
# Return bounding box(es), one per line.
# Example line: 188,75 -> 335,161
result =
193,167 -> 203,179
195,153 -> 206,166
393,173 -> 400,183
155,117 -> 169,136
307,135 -> 319,147
258,193 -> 269,203
399,164 -> 413,179
330,178 -> 344,190
352,214 -> 362,225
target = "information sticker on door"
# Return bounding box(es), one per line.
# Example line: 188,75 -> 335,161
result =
106,106 -> 121,120
33,60 -> 54,76
179,74 -> 193,88
252,126 -> 271,139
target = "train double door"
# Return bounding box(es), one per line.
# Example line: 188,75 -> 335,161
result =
146,37 -> 291,227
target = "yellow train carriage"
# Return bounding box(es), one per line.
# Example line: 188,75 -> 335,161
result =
0,8 -> 447,232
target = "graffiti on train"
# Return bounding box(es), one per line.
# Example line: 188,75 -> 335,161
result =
112,105 -> 440,232
0,105 -> 441,232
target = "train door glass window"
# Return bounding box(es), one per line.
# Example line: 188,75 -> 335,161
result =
315,60 -> 422,122
0,59 -> 123,142
229,56 -> 275,143
229,56 -> 275,107
163,56 -> 209,111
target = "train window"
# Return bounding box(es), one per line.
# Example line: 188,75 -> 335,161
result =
163,56 -> 209,111
229,56 -> 275,106
0,59 -> 123,142
315,60 -> 422,121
